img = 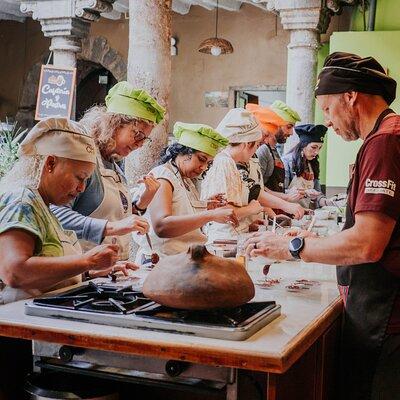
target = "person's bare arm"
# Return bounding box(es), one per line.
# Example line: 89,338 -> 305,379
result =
0,229 -> 119,290
264,188 -> 290,201
258,190 -> 305,219
229,200 -> 263,219
149,180 -> 237,238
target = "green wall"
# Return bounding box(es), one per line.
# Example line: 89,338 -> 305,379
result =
315,43 -> 330,186
352,0 -> 400,31
321,31 -> 400,187
316,1 -> 400,188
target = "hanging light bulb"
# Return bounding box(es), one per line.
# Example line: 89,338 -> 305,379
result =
198,0 -> 234,56
211,45 -> 222,57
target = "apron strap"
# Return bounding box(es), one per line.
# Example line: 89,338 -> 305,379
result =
368,108 -> 395,137
347,108 -> 395,195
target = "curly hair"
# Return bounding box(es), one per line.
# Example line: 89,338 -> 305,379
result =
0,155 -> 46,194
159,143 -> 196,165
79,105 -> 150,155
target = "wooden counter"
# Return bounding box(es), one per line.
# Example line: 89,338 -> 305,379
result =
0,261 -> 342,375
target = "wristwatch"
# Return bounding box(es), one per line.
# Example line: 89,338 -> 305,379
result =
288,237 -> 305,260
132,199 -> 146,214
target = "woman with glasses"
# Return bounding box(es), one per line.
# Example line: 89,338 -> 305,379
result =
51,81 -> 165,260
133,122 -> 238,262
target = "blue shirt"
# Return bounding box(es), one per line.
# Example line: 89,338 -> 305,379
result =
50,158 -> 131,245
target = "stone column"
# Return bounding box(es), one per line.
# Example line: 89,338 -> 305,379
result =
268,0 -> 322,150
286,28 -> 320,124
126,0 -> 172,186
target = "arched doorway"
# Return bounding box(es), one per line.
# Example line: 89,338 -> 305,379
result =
76,60 -> 117,120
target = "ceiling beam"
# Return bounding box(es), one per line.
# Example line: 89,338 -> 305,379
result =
242,0 -> 270,12
0,1 -> 26,21
0,12 -> 25,22
113,0 -> 129,13
172,0 -> 271,14
172,0 -> 192,15
200,0 -> 242,12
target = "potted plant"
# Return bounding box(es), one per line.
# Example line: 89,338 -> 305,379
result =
0,118 -> 27,178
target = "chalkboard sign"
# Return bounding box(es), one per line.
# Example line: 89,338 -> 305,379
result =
35,65 -> 76,120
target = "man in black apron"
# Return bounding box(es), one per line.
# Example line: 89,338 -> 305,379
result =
246,52 -> 400,400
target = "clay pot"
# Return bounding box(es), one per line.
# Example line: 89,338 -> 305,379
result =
143,245 -> 255,310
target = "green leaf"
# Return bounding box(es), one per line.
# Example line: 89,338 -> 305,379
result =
0,119 -> 24,178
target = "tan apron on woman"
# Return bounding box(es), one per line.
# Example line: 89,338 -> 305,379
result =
80,155 -> 132,260
134,161 -> 207,261
0,191 -> 82,304
288,162 -> 314,208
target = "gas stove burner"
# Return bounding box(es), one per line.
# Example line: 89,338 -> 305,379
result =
90,297 -> 139,313
26,281 -> 281,340
31,283 -> 150,315
92,299 -> 119,309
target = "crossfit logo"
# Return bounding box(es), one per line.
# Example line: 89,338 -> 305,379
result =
365,178 -> 396,197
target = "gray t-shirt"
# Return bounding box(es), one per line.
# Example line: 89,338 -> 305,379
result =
256,144 -> 275,187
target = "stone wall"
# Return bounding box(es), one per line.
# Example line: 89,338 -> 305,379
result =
170,4 -> 290,128
0,19 -> 49,120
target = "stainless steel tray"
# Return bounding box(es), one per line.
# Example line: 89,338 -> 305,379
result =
24,301 -> 281,341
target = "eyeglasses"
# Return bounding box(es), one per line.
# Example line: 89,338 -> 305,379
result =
133,130 -> 152,144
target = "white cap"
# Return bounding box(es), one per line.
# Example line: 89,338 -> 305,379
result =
18,117 -> 96,164
216,108 -> 263,144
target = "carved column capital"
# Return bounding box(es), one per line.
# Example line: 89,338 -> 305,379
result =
40,17 -> 90,41
20,0 -> 114,67
268,0 -> 322,31
20,0 -> 114,23
269,0 -> 361,33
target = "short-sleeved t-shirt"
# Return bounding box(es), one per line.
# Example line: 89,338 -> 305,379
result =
236,156 -> 264,202
201,152 -> 264,241
350,121 -> 400,221
0,188 -> 64,257
256,145 -> 275,184
201,151 -> 246,206
347,115 -> 400,333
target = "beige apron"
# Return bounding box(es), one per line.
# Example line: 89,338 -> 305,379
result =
80,155 -> 132,260
134,162 -> 207,261
0,191 -> 82,304
288,162 -> 314,208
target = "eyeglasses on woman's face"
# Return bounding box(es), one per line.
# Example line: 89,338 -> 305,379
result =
131,120 -> 154,145
113,123 -> 153,158
133,130 -> 152,145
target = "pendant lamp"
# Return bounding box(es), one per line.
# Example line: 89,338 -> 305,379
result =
198,0 -> 234,56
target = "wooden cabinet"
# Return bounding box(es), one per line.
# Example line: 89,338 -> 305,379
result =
266,316 -> 341,400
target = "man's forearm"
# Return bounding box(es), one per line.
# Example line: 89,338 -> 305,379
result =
301,212 -> 396,265
301,229 -> 377,265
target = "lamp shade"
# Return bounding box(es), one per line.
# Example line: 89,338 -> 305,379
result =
198,37 -> 234,55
